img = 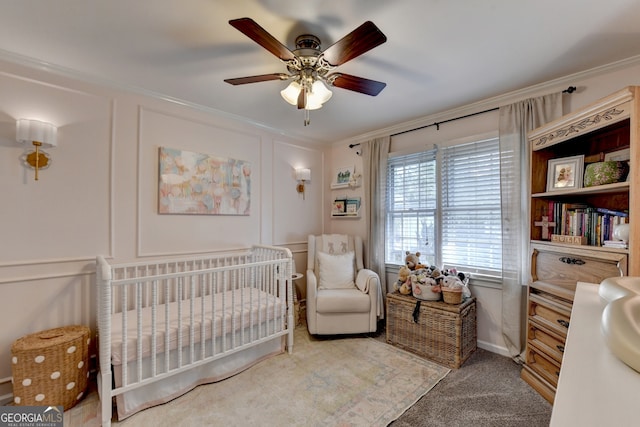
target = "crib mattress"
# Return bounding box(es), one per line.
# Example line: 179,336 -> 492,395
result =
110,287 -> 284,365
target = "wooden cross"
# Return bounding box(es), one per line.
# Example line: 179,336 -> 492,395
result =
534,216 -> 556,240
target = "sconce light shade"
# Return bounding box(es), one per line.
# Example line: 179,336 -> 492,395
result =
295,168 -> 311,181
295,168 -> 311,199
17,119 -> 58,147
16,119 -> 58,181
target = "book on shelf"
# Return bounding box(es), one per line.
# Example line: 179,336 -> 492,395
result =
543,202 -> 629,247
596,207 -> 629,217
603,240 -> 629,249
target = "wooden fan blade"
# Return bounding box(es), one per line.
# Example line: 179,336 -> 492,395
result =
328,73 -> 386,96
322,21 -> 387,66
224,73 -> 289,85
229,18 -> 296,61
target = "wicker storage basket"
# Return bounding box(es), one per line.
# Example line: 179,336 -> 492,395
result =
386,292 -> 476,368
11,325 -> 90,410
442,288 -> 463,304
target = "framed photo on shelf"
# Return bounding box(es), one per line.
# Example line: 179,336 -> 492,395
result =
332,199 -> 346,215
334,166 -> 354,185
345,198 -> 360,214
546,155 -> 584,192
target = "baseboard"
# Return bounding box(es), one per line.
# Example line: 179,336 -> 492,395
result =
477,339 -> 511,358
0,393 -> 12,406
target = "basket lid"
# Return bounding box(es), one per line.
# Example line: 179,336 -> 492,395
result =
12,325 -> 89,352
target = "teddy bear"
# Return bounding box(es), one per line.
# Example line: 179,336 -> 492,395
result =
398,265 -> 411,283
393,265 -> 413,295
404,251 -> 426,270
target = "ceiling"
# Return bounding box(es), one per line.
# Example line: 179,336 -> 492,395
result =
2,0 -> 640,144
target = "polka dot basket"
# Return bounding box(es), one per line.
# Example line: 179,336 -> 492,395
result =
11,325 -> 90,411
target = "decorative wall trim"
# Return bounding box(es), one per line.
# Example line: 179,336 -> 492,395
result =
0,270 -> 93,285
0,48 -> 325,145
108,98 -> 117,259
0,68 -> 115,265
338,54 -> 640,145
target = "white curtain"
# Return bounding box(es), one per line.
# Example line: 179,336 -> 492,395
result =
499,93 -> 563,360
362,136 -> 390,309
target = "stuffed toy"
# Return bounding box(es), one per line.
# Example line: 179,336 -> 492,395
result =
404,251 -> 422,270
398,265 -> 411,283
393,265 -> 413,294
411,273 -> 441,300
441,275 -> 464,290
398,281 -> 412,295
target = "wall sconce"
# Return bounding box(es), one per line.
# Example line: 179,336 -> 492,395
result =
295,168 -> 311,199
16,119 -> 58,181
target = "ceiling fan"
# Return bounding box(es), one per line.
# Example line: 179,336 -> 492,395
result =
224,18 -> 387,125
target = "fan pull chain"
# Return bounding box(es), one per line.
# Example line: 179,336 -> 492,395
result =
304,108 -> 310,126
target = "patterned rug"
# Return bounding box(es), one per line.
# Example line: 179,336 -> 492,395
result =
65,325 -> 449,426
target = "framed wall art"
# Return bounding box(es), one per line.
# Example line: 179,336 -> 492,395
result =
158,147 -> 251,215
546,154 -> 584,192
335,166 -> 354,185
332,199 -> 346,215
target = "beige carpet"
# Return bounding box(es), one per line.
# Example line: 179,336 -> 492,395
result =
64,325 -> 449,426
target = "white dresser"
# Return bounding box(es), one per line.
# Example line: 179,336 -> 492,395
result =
550,282 -> 640,426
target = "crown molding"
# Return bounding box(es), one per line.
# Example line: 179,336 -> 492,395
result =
0,48 -> 326,144
338,54 -> 640,146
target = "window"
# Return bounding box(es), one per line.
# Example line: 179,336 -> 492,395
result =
386,149 -> 437,266
385,136 -> 502,279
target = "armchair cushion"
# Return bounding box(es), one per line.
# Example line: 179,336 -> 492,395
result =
316,288 -> 371,313
317,251 -> 356,289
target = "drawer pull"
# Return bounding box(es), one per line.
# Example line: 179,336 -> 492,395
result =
556,370 -> 560,376
559,256 -> 585,265
557,344 -> 565,353
560,256 -> 585,265
557,319 -> 570,328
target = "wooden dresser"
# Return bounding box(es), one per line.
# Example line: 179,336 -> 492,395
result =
521,86 -> 639,403
522,242 -> 627,402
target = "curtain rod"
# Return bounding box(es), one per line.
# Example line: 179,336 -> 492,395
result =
349,85 -> 576,148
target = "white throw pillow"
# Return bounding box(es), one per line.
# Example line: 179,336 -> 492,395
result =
317,251 -> 356,289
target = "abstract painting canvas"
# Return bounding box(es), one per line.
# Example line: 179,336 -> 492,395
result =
158,147 -> 251,215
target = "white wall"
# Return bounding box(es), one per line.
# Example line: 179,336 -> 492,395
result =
0,58 -> 325,399
329,58 -> 640,356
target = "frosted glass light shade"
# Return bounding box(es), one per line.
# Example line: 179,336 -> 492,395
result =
295,168 -> 311,181
311,80 -> 332,104
280,80 -> 332,110
281,82 -> 302,106
16,119 -> 58,147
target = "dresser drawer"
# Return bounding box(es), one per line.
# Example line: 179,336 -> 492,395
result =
527,319 -> 565,362
528,292 -> 572,337
525,343 -> 561,387
531,243 -> 626,286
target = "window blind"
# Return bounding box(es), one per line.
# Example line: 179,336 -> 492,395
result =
441,137 -> 502,274
385,149 -> 437,265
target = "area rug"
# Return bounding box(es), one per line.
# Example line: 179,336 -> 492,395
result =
65,325 -> 449,426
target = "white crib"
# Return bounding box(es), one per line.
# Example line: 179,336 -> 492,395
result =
96,245 -> 294,426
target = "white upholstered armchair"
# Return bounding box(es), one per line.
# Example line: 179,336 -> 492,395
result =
306,234 -> 383,335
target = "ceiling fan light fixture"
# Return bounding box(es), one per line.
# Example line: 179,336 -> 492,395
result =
280,80 -> 332,110
280,81 -> 302,106
311,80 -> 332,104
227,18 -> 386,126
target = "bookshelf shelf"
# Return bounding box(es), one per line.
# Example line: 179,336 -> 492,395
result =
531,181 -> 629,198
